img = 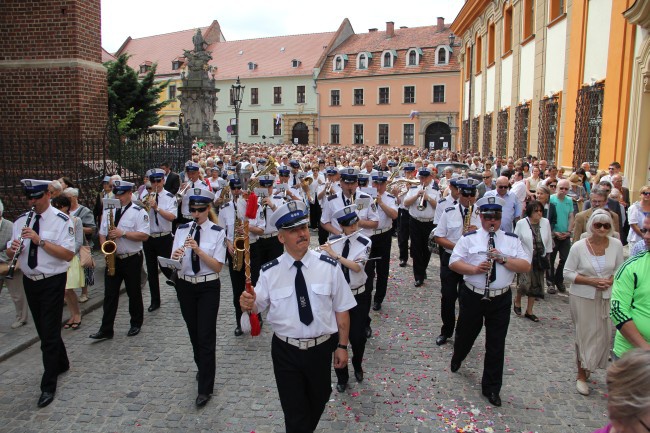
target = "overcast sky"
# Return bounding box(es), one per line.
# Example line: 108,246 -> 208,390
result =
101,0 -> 465,53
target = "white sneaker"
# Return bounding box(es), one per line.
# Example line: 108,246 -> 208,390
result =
79,294 -> 89,303
576,380 -> 589,395
11,320 -> 26,329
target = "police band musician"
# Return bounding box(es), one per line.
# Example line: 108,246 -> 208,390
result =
316,166 -> 341,245
240,200 -> 355,433
395,163 -> 417,267
141,168 -> 177,312
8,179 -> 75,408
178,161 -> 211,224
432,178 -> 480,346
448,195 -> 531,407
320,204 -> 371,393
170,188 -> 226,407
90,180 -> 150,341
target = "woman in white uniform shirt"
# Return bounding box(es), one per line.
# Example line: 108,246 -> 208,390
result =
171,189 -> 226,407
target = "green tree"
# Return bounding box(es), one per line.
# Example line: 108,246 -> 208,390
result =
105,53 -> 170,135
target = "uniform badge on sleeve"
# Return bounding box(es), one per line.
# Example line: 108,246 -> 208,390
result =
68,227 -> 74,236
144,214 -> 149,223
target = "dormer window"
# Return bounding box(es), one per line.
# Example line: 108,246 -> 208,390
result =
357,52 -> 372,70
139,61 -> 152,74
381,50 -> 396,68
248,62 -> 257,70
435,46 -> 449,65
171,59 -> 183,70
407,48 -> 423,66
291,59 -> 301,68
333,54 -> 348,71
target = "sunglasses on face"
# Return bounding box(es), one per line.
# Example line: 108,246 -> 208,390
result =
190,207 -> 208,213
461,191 -> 475,197
231,186 -> 242,190
549,184 -> 557,188
151,178 -> 163,183
558,187 -> 569,190
482,213 -> 502,221
593,222 -> 611,230
639,228 -> 649,234
483,176 -> 491,179
497,185 -> 509,189
642,192 -> 650,196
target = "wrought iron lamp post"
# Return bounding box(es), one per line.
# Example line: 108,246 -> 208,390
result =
231,76 -> 245,156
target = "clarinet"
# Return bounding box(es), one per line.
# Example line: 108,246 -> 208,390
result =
168,219 -> 198,286
482,227 -> 496,301
6,207 -> 36,280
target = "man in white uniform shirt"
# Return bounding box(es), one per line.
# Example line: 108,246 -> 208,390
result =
448,196 -> 531,407
317,166 -> 341,244
179,161 -> 211,223
90,180 -> 150,340
396,163 -> 417,267
8,179 -> 75,408
141,168 -> 177,312
240,201 -> 355,433
403,167 -> 439,287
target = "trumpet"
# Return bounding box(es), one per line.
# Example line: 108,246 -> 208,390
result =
324,182 -> 334,196
5,207 -> 36,280
387,178 -> 420,197
417,185 -> 427,211
176,182 -> 192,204
482,227 -> 496,301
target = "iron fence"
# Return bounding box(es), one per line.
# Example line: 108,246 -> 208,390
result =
513,102 -> 530,160
471,117 -> 480,154
538,95 -> 560,165
573,82 -> 604,169
496,108 -> 509,158
482,113 -> 492,157
461,120 -> 470,153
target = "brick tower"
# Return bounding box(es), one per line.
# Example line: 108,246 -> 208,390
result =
0,0 -> 107,139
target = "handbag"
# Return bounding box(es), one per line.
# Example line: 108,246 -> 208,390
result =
527,218 -> 550,271
79,245 -> 95,268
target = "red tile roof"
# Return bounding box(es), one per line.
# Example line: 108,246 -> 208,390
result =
318,25 -> 459,79
102,48 -> 116,63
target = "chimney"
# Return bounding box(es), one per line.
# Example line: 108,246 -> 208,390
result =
369,28 -> 378,32
386,21 -> 395,38
437,17 -> 445,32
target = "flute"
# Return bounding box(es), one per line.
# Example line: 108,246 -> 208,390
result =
6,207 -> 36,280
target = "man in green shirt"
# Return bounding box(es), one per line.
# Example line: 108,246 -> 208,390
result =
610,215 -> 650,358
549,179 -> 574,293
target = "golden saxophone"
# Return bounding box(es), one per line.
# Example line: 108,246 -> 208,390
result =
463,204 -> 473,234
232,204 -> 245,271
219,185 -> 231,207
101,207 -> 117,277
143,191 -> 156,212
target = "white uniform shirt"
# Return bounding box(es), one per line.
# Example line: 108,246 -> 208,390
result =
449,228 -> 531,290
99,203 -> 150,254
172,219 -> 227,277
317,181 -> 340,201
180,180 -> 211,217
219,197 -> 247,242
254,250 -> 357,339
141,189 -> 177,233
627,203 -> 647,243
434,203 -> 481,253
320,190 -> 379,236
11,205 -> 75,277
375,192 -> 398,231
328,233 -> 371,289
433,196 -> 458,225
405,184 -> 439,220
253,195 -> 285,236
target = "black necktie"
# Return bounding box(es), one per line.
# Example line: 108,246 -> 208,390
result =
114,202 -> 130,227
28,215 -> 41,269
293,175 -> 297,186
294,261 -> 313,325
154,193 -> 160,226
341,239 -> 351,283
192,226 -> 201,273
454,200 -> 458,205
488,231 -> 497,283
463,207 -> 468,219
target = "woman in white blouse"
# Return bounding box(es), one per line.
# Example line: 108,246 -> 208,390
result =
564,209 -> 624,396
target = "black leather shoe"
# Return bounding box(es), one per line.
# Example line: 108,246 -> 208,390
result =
450,358 -> 461,373
37,391 -> 55,408
399,260 -> 407,267
556,284 -> 567,293
372,302 -> 382,311
483,391 -> 502,407
58,364 -> 70,375
147,303 -> 160,312
195,394 -> 210,407
336,382 -> 347,393
414,280 -> 424,287
127,326 -> 141,337
365,326 -> 372,338
436,335 -> 449,346
89,330 -> 113,340
234,327 -> 243,336
354,370 -> 364,382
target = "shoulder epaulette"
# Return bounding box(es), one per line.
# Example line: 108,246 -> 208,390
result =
327,195 -> 338,201
445,207 -> 455,212
56,212 -> 69,221
178,223 -> 190,229
439,197 -> 447,203
329,234 -> 342,241
320,254 -> 338,266
261,259 -> 279,271
222,202 -> 230,208
410,185 -> 418,189
210,225 -> 223,231
387,194 -> 395,199
166,192 -> 174,198
132,205 -> 142,211
356,236 -> 370,246
505,232 -> 518,238
358,193 -> 370,199
18,211 -> 28,219
463,230 -> 477,236
273,195 -> 282,199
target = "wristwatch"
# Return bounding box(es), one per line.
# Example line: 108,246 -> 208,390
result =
502,257 -> 508,264
38,239 -> 45,247
337,343 -> 348,350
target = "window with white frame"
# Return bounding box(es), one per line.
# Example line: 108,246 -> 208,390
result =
354,124 -> 364,144
357,53 -> 368,69
382,50 -> 395,68
379,87 -> 390,104
433,85 -> 445,103
436,47 -> 449,65
297,85 -> 305,104
403,124 -> 415,145
407,48 -> 422,66
330,124 -> 340,144
251,119 -> 259,136
353,88 -> 364,105
333,54 -> 347,71
331,89 -> 340,106
404,86 -> 415,104
273,119 -> 281,136
379,124 -> 389,144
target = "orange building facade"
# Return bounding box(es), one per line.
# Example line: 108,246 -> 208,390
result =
316,20 -> 461,149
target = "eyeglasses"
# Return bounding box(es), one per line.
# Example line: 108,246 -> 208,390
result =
231,186 -> 242,190
482,213 -> 502,221
461,191 -> 475,197
558,187 -> 569,190
593,222 -> 611,230
640,228 -> 649,234
497,185 -> 509,189
533,208 -> 543,213
483,176 -> 491,179
189,207 -> 209,213
548,184 -> 557,188
151,178 -> 163,183
642,191 -> 650,196
608,167 -> 615,171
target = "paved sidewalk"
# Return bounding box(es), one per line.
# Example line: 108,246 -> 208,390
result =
0,237 -> 609,432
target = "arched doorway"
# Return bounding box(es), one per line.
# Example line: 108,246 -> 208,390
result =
292,122 -> 309,144
424,122 -> 451,150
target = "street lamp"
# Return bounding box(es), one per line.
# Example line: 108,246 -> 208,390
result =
231,76 -> 245,156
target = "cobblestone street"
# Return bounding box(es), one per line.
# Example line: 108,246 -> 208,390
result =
0,236 -> 608,433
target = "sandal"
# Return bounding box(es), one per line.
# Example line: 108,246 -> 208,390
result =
525,313 -> 539,322
70,321 -> 81,330
63,322 -> 73,329
513,305 -> 522,316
